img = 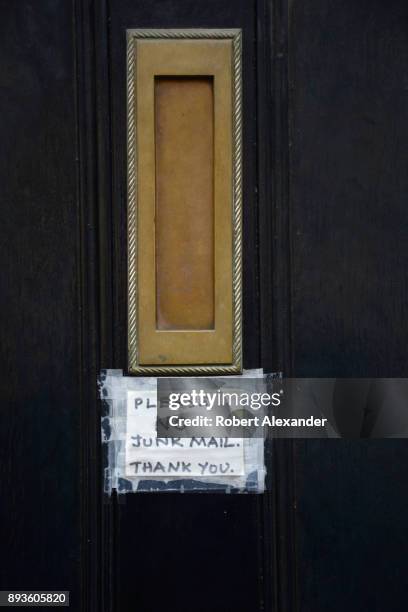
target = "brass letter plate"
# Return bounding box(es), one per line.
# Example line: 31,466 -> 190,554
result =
127,29 -> 242,375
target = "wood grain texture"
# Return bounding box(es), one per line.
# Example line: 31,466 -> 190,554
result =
290,2 -> 408,611
0,0 -> 80,604
155,77 -> 215,331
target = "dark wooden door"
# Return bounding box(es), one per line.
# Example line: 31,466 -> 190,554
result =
2,1 -> 408,611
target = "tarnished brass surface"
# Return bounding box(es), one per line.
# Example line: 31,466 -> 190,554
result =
127,30 -> 242,374
155,77 -> 214,331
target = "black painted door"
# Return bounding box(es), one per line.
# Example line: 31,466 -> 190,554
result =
2,1 -> 408,611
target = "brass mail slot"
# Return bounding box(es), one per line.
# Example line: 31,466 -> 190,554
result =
127,29 -> 242,375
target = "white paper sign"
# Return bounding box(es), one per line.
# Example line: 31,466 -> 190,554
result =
125,390 -> 245,478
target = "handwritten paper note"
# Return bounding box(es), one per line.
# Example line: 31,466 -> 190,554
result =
125,390 -> 245,478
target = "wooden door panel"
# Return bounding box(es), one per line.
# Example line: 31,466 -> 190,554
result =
290,1 -> 408,610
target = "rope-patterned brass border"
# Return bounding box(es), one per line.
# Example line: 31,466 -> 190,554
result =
127,29 -> 242,376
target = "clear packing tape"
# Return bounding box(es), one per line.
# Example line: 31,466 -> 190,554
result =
99,369 -> 266,494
